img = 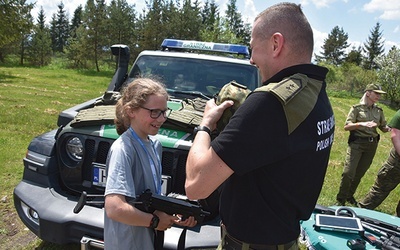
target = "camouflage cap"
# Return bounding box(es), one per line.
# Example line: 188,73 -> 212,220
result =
215,80 -> 251,132
365,83 -> 386,94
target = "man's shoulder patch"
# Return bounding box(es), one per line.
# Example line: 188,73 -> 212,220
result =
254,73 -> 308,105
254,73 -> 323,134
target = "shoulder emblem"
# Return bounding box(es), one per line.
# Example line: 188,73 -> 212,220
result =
254,73 -> 323,135
254,73 -> 307,104
353,103 -> 363,108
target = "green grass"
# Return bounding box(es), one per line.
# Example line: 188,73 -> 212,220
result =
0,66 -> 398,249
0,65 -> 112,249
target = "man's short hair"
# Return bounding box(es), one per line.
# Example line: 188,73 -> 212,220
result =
254,3 -> 314,57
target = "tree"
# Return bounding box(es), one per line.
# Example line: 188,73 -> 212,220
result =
66,0 -> 107,70
375,46 -> 400,104
317,26 -> 349,66
0,0 -> 34,62
162,0 -> 180,39
83,0 -> 108,71
199,0 -> 222,42
65,5 -> 85,68
201,0 -> 219,33
345,46 -> 363,66
17,0 -> 34,65
49,14 -> 57,52
51,2 -> 70,53
224,0 -> 250,44
363,22 -> 385,70
28,6 -> 52,66
176,0 -> 202,40
70,5 -> 83,38
2,0 -> 254,69
106,0 -> 136,51
240,22 -> 251,46
66,24 -> 91,68
140,0 -> 165,50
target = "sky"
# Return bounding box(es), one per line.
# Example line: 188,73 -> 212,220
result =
28,0 -> 400,56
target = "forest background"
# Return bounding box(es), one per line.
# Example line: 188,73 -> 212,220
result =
1,0 -> 400,105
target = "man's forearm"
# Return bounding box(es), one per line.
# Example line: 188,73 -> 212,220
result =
391,128 -> 400,155
185,98 -> 235,199
185,131 -> 212,198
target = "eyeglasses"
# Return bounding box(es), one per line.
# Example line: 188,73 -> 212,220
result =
140,106 -> 172,119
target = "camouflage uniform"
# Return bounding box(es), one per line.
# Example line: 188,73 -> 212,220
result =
215,80 -> 251,132
336,102 -> 388,205
359,109 -> 400,217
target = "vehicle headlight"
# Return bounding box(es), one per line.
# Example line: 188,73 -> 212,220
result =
21,201 -> 39,226
66,137 -> 84,161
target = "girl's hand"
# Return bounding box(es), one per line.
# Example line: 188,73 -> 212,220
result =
153,210 -> 178,231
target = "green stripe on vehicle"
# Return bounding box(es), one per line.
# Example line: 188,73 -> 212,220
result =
157,128 -> 191,148
101,124 -> 119,139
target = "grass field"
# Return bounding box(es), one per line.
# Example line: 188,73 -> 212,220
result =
0,65 -> 398,249
0,65 -> 112,249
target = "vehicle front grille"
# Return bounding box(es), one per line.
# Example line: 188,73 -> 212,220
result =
58,133 -> 188,195
57,134 -> 114,194
162,149 -> 188,195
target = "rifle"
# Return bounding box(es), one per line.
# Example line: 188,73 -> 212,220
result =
73,189 -> 210,224
314,205 -> 400,250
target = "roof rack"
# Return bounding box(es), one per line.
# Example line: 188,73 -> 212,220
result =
161,39 -> 250,58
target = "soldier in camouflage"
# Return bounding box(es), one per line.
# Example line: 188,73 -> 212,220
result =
359,109 -> 400,217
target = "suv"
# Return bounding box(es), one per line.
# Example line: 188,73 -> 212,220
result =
13,39 -> 260,249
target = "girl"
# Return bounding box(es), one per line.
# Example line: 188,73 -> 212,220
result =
104,78 -> 196,249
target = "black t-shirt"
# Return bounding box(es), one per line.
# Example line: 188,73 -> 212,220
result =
211,64 -> 335,244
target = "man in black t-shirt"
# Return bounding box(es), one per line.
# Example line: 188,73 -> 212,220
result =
185,3 -> 334,249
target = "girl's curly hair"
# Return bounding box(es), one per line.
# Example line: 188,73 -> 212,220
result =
115,78 -> 168,135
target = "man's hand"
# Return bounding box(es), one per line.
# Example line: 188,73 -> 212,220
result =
153,211 -> 197,230
174,215 -> 197,227
201,98 -> 234,131
153,210 -> 179,231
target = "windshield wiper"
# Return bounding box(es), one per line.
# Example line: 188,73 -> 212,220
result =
167,89 -> 212,100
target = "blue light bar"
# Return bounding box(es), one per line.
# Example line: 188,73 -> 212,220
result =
161,39 -> 250,57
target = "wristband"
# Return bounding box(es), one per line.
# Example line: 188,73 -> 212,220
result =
193,125 -> 211,136
149,214 -> 159,229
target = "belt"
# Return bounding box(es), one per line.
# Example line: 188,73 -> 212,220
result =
354,136 -> 379,143
221,225 -> 297,250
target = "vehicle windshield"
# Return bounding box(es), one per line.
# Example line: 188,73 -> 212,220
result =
128,55 -> 260,98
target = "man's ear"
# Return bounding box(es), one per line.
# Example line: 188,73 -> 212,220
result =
271,32 -> 284,57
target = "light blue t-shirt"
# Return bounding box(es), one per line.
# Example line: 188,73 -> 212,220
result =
104,129 -> 162,250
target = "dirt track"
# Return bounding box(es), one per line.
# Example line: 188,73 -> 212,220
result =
1,195 -> 38,249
